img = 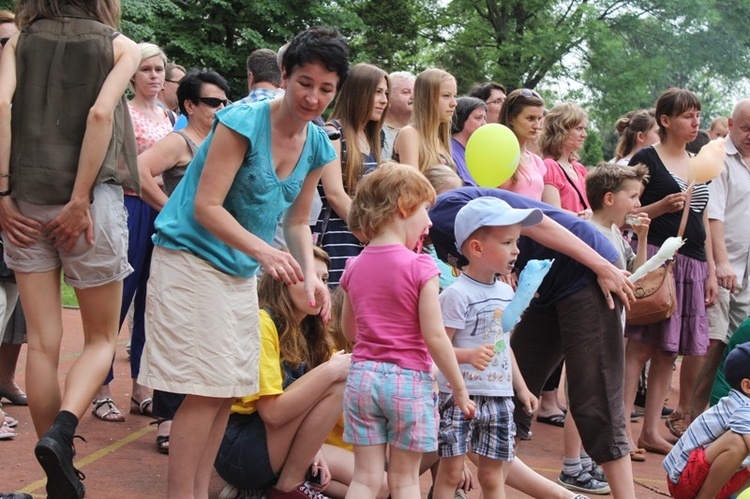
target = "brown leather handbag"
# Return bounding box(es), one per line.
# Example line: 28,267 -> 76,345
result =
626,183 -> 693,327
626,260 -> 677,326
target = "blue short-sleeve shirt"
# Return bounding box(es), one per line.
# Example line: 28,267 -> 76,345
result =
153,101 -> 336,278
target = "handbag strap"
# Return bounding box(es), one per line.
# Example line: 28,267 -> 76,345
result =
555,161 -> 589,210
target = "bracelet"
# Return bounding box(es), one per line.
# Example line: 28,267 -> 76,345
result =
0,188 -> 11,197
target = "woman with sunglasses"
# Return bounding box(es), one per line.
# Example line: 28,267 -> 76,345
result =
135,68 -> 229,454
90,42 -> 174,424
498,88 -> 547,200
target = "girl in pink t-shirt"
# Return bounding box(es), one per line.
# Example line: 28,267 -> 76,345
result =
340,163 -> 474,498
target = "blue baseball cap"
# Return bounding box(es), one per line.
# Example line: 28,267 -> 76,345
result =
725,342 -> 750,390
454,196 -> 543,254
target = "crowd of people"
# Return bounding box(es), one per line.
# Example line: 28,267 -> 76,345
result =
1,1 -> 750,499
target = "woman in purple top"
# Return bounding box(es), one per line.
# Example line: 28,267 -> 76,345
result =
449,97 -> 486,186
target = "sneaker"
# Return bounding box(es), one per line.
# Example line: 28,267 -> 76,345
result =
558,470 -> 611,495
267,482 -> 329,499
34,426 -> 85,499
218,483 -> 266,499
661,406 -> 674,419
586,464 -> 607,483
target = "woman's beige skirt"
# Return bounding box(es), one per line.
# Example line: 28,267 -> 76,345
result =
138,246 -> 260,398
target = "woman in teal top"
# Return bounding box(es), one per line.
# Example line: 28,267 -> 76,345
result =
137,28 -> 349,498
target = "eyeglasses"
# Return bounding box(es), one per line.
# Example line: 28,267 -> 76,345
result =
0,38 -> 10,48
165,78 -> 182,84
519,88 -> 542,99
195,97 -> 228,108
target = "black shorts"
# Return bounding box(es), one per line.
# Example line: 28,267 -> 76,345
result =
214,412 -> 279,490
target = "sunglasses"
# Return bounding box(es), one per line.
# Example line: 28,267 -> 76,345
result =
519,88 -> 542,99
195,97 -> 228,108
165,78 -> 182,84
0,38 -> 9,48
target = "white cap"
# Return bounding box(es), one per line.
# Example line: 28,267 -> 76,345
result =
454,196 -> 543,253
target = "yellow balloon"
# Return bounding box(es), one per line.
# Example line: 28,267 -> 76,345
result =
465,124 -> 520,187
688,138 -> 725,183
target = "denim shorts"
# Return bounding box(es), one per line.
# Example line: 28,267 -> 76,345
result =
344,360 -> 437,452
2,183 -> 131,288
438,393 -> 515,461
214,412 -> 279,490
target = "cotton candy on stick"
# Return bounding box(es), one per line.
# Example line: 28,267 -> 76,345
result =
628,237 -> 684,283
500,259 -> 553,333
688,138 -> 725,183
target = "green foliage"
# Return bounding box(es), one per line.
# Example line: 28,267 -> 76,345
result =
580,128 -> 604,167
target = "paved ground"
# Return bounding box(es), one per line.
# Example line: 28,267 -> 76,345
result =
0,308 -> 675,498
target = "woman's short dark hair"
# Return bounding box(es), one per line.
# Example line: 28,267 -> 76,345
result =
177,68 -> 231,116
451,96 -> 487,134
281,27 -> 349,90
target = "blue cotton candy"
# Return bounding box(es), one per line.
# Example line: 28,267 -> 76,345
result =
500,259 -> 553,332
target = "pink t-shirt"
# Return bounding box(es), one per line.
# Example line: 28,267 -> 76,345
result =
340,244 -> 440,372
499,151 -> 547,200
543,158 -> 589,212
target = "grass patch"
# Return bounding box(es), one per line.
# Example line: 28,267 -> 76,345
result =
61,281 -> 79,308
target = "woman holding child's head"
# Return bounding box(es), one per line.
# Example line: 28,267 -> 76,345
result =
0,0 -> 141,493
450,96 -> 487,186
137,27 -> 348,497
314,62 -> 389,286
540,102 -> 592,219
498,88 -> 547,200
215,246 -> 359,499
623,87 -> 718,457
392,68 -> 457,172
613,109 -> 659,164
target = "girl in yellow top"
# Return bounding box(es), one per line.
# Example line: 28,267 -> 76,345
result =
215,247 -> 353,499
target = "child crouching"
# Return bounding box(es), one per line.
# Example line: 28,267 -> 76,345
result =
664,342 -> 750,499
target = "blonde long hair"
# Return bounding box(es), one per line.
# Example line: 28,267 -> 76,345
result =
330,63 -> 389,194
412,68 -> 456,172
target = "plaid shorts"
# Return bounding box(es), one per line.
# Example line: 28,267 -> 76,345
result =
438,393 -> 515,461
344,360 -> 437,452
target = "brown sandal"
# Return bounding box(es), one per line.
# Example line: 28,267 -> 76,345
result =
665,413 -> 688,439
